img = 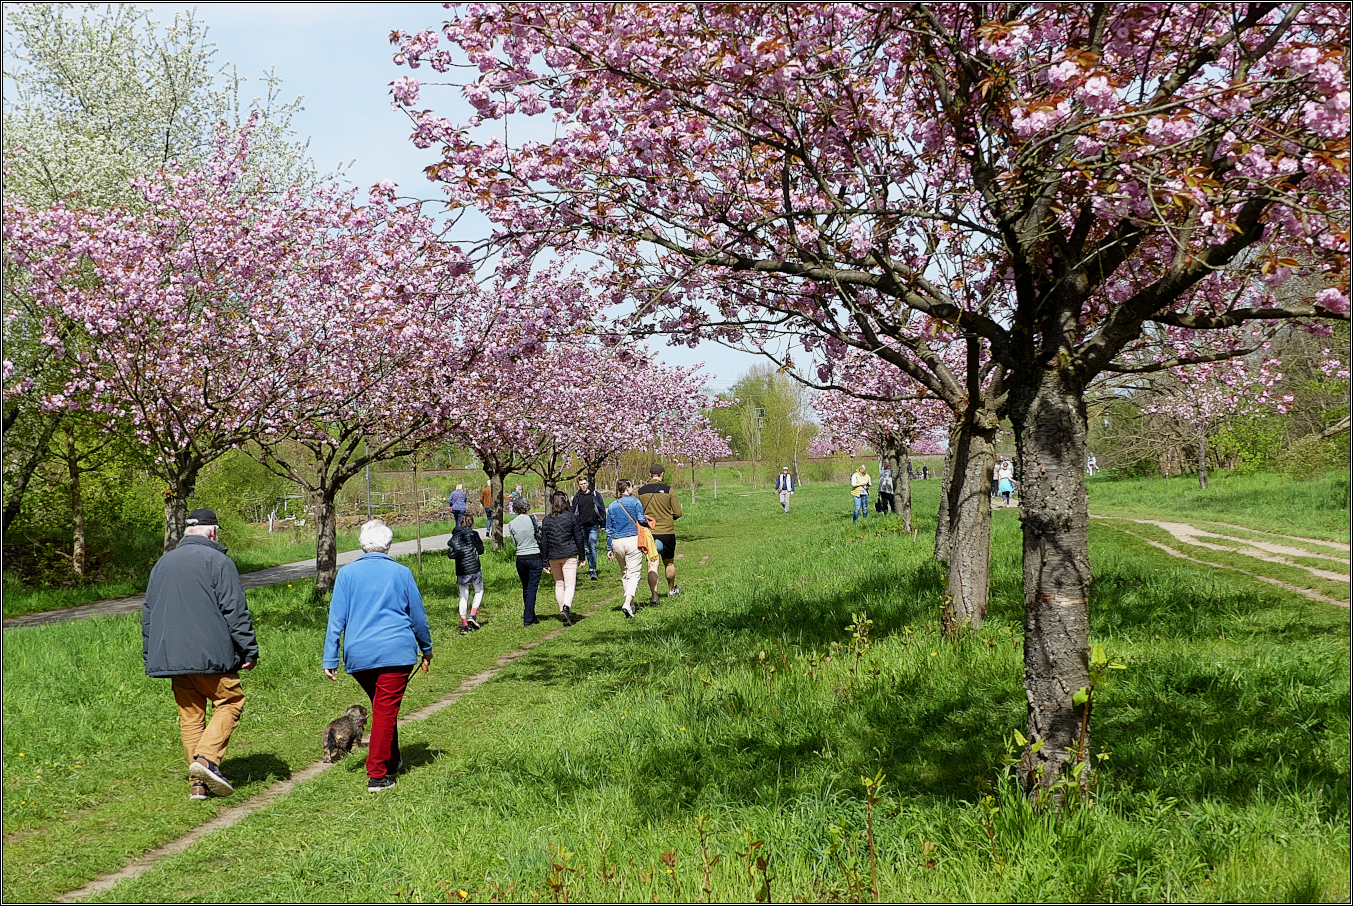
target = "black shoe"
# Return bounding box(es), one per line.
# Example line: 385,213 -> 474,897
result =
560,605 -> 572,625
368,776 -> 396,793
467,615 -> 481,629
459,623 -> 472,634
649,594 -> 659,607
189,758 -> 234,797
588,570 -> 598,581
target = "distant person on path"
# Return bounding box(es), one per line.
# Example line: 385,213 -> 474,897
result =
541,490 -> 586,623
850,465 -> 872,522
606,478 -> 652,618
775,467 -> 796,513
997,457 -> 1015,507
480,480 -> 495,536
922,464 -> 930,480
448,483 -> 468,524
638,463 -> 683,602
323,519 -> 432,793
143,508 -> 257,801
447,514 -> 485,634
507,496 -> 546,626
571,476 -> 606,580
878,463 -> 896,515
1086,453 -> 1098,476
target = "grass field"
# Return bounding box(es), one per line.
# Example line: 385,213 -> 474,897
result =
1,518 -> 461,619
2,473 -> 1349,902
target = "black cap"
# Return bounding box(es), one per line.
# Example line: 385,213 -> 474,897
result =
185,508 -> 219,527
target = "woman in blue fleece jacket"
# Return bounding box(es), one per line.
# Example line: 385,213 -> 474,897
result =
323,520 -> 432,792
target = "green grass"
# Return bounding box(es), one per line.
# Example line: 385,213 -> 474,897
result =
1088,469 -> 1350,543
2,519 -> 462,619
4,477 -> 1350,902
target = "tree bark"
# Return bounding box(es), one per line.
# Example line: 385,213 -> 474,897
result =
163,486 -> 190,552
1010,368 -> 1092,801
898,450 -> 913,534
68,435 -> 86,577
489,470 -> 507,551
934,438 -> 956,564
1197,430 -> 1209,490
315,491 -> 341,594
2,412 -> 63,534
941,419 -> 996,636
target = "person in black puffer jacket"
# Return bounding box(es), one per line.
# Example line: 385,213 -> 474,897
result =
540,490 -> 586,623
446,515 -> 485,633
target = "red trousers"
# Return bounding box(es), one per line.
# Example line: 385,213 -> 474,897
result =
351,666 -> 411,779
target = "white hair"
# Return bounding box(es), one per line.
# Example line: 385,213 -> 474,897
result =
359,520 -> 393,553
184,525 -> 217,539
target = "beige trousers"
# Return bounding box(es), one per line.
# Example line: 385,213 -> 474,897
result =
171,673 -> 245,768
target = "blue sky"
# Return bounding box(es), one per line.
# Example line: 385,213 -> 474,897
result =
138,2 -> 761,391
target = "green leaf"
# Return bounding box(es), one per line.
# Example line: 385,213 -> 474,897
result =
1073,686 -> 1090,707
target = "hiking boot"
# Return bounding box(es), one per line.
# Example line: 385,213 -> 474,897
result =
189,757 -> 234,797
368,776 -> 397,793
189,780 -> 209,801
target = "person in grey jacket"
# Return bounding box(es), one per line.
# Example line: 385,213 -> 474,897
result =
142,508 -> 257,800
506,496 -> 545,626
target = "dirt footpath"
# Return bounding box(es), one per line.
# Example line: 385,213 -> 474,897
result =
1093,516 -> 1350,607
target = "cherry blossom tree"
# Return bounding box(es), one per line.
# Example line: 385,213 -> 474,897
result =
6,129 -> 367,551
397,3 -> 1350,797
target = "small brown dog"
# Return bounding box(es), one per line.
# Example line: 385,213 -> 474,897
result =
321,705 -> 369,763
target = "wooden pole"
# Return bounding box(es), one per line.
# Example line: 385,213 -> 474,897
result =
414,445 -> 423,576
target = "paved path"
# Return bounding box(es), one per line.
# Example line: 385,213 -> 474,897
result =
2,533 -> 459,630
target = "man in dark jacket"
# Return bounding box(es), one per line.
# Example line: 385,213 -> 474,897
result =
143,508 -> 257,800
571,476 -> 606,580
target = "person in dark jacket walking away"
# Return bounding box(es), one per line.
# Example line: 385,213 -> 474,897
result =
506,496 -> 546,626
323,520 -> 433,792
637,464 -> 683,603
142,508 -> 257,800
541,490 -> 586,623
571,476 -> 606,580
447,514 -> 485,633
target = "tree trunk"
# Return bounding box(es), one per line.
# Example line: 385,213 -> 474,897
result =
315,491 -> 341,594
934,438 -> 957,564
897,448 -> 913,534
489,471 -> 507,551
1010,369 -> 1092,802
1197,430 -> 1209,490
68,439 -> 86,578
163,487 -> 190,552
2,412 -> 63,534
941,419 -> 995,636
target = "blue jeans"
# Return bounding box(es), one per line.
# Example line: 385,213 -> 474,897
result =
582,525 -> 600,572
853,493 -> 868,522
484,508 -> 494,537
516,556 -> 543,625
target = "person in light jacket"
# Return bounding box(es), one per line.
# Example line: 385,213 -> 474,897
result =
850,465 -> 872,522
775,467 -> 796,513
323,520 -> 432,793
507,496 -> 546,626
606,479 -> 652,619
